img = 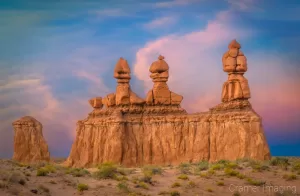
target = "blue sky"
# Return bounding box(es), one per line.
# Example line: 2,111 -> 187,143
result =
0,0 -> 300,158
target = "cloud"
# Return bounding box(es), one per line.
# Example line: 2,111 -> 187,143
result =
154,0 -> 201,8
0,44 -> 116,158
90,8 -> 128,18
134,10 -> 252,107
133,8 -> 300,141
144,16 -> 177,29
73,70 -> 111,96
227,0 -> 258,11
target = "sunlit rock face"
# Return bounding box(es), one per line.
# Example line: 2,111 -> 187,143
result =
12,116 -> 50,163
65,41 -> 271,168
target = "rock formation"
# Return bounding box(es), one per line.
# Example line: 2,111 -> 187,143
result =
12,116 -> 50,163
221,39 -> 250,102
146,55 -> 183,105
101,57 -> 145,107
66,42 -> 270,168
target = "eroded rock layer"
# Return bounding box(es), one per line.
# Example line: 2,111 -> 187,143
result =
65,100 -> 270,167
12,116 -> 50,163
66,41 -> 271,167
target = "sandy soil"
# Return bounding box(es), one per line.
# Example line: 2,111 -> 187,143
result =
0,157 -> 299,196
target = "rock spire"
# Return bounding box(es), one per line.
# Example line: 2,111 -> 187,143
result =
146,55 -> 183,105
221,39 -> 251,102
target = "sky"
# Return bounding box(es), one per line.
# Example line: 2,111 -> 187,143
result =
0,0 -> 300,158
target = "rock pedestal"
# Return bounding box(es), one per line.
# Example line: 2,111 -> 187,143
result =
66,45 -> 271,168
222,40 -> 251,102
100,57 -> 145,108
146,55 -> 183,105
12,116 -> 50,163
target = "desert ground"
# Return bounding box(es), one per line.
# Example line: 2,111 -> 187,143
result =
0,157 -> 299,196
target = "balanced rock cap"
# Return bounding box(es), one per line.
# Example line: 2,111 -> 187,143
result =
114,57 -> 131,74
149,55 -> 169,73
228,39 -> 241,49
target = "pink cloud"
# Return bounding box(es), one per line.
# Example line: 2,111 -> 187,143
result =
73,70 -> 111,95
227,0 -> 260,11
133,10 -> 252,109
144,16 -> 177,29
133,9 -> 300,135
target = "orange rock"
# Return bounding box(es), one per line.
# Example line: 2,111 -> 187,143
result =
65,52 -> 270,168
222,40 -> 251,102
146,55 -> 183,106
12,116 -> 50,163
102,93 -> 116,107
89,97 -> 103,109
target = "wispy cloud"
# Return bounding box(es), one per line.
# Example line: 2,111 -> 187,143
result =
144,16 -> 177,29
154,0 -> 201,8
73,70 -> 111,95
227,0 -> 260,11
133,8 -> 300,143
90,8 -> 129,18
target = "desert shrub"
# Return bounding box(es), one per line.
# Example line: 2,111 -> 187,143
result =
93,162 -> 118,179
186,181 -> 196,188
226,162 -> 239,169
158,191 -> 169,195
117,182 -> 130,193
77,183 -> 88,192
210,163 -> 224,171
115,175 -> 129,181
199,170 -> 214,179
170,191 -> 180,196
283,174 -> 297,181
38,184 -> 50,193
0,170 -> 10,181
66,168 -> 90,177
237,173 -> 246,179
216,181 -> 224,186
233,191 -> 241,196
246,178 -> 265,186
194,161 -> 209,172
139,175 -> 153,184
8,171 -> 26,185
136,181 -> 149,190
30,161 -> 47,169
37,168 -> 49,176
207,169 -> 215,175
224,168 -> 239,176
270,157 -> 289,168
177,174 -> 189,180
178,163 -> 191,174
292,161 -> 300,172
44,164 -> 56,173
171,182 -> 181,188
248,160 -> 269,172
142,165 -> 163,176
206,188 -> 213,192
17,162 -> 29,168
217,160 -> 230,165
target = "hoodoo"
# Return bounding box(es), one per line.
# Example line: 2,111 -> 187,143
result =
66,41 -> 271,168
12,116 -> 50,163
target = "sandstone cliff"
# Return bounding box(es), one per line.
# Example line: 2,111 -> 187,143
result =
12,116 -> 50,163
65,40 -> 271,168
